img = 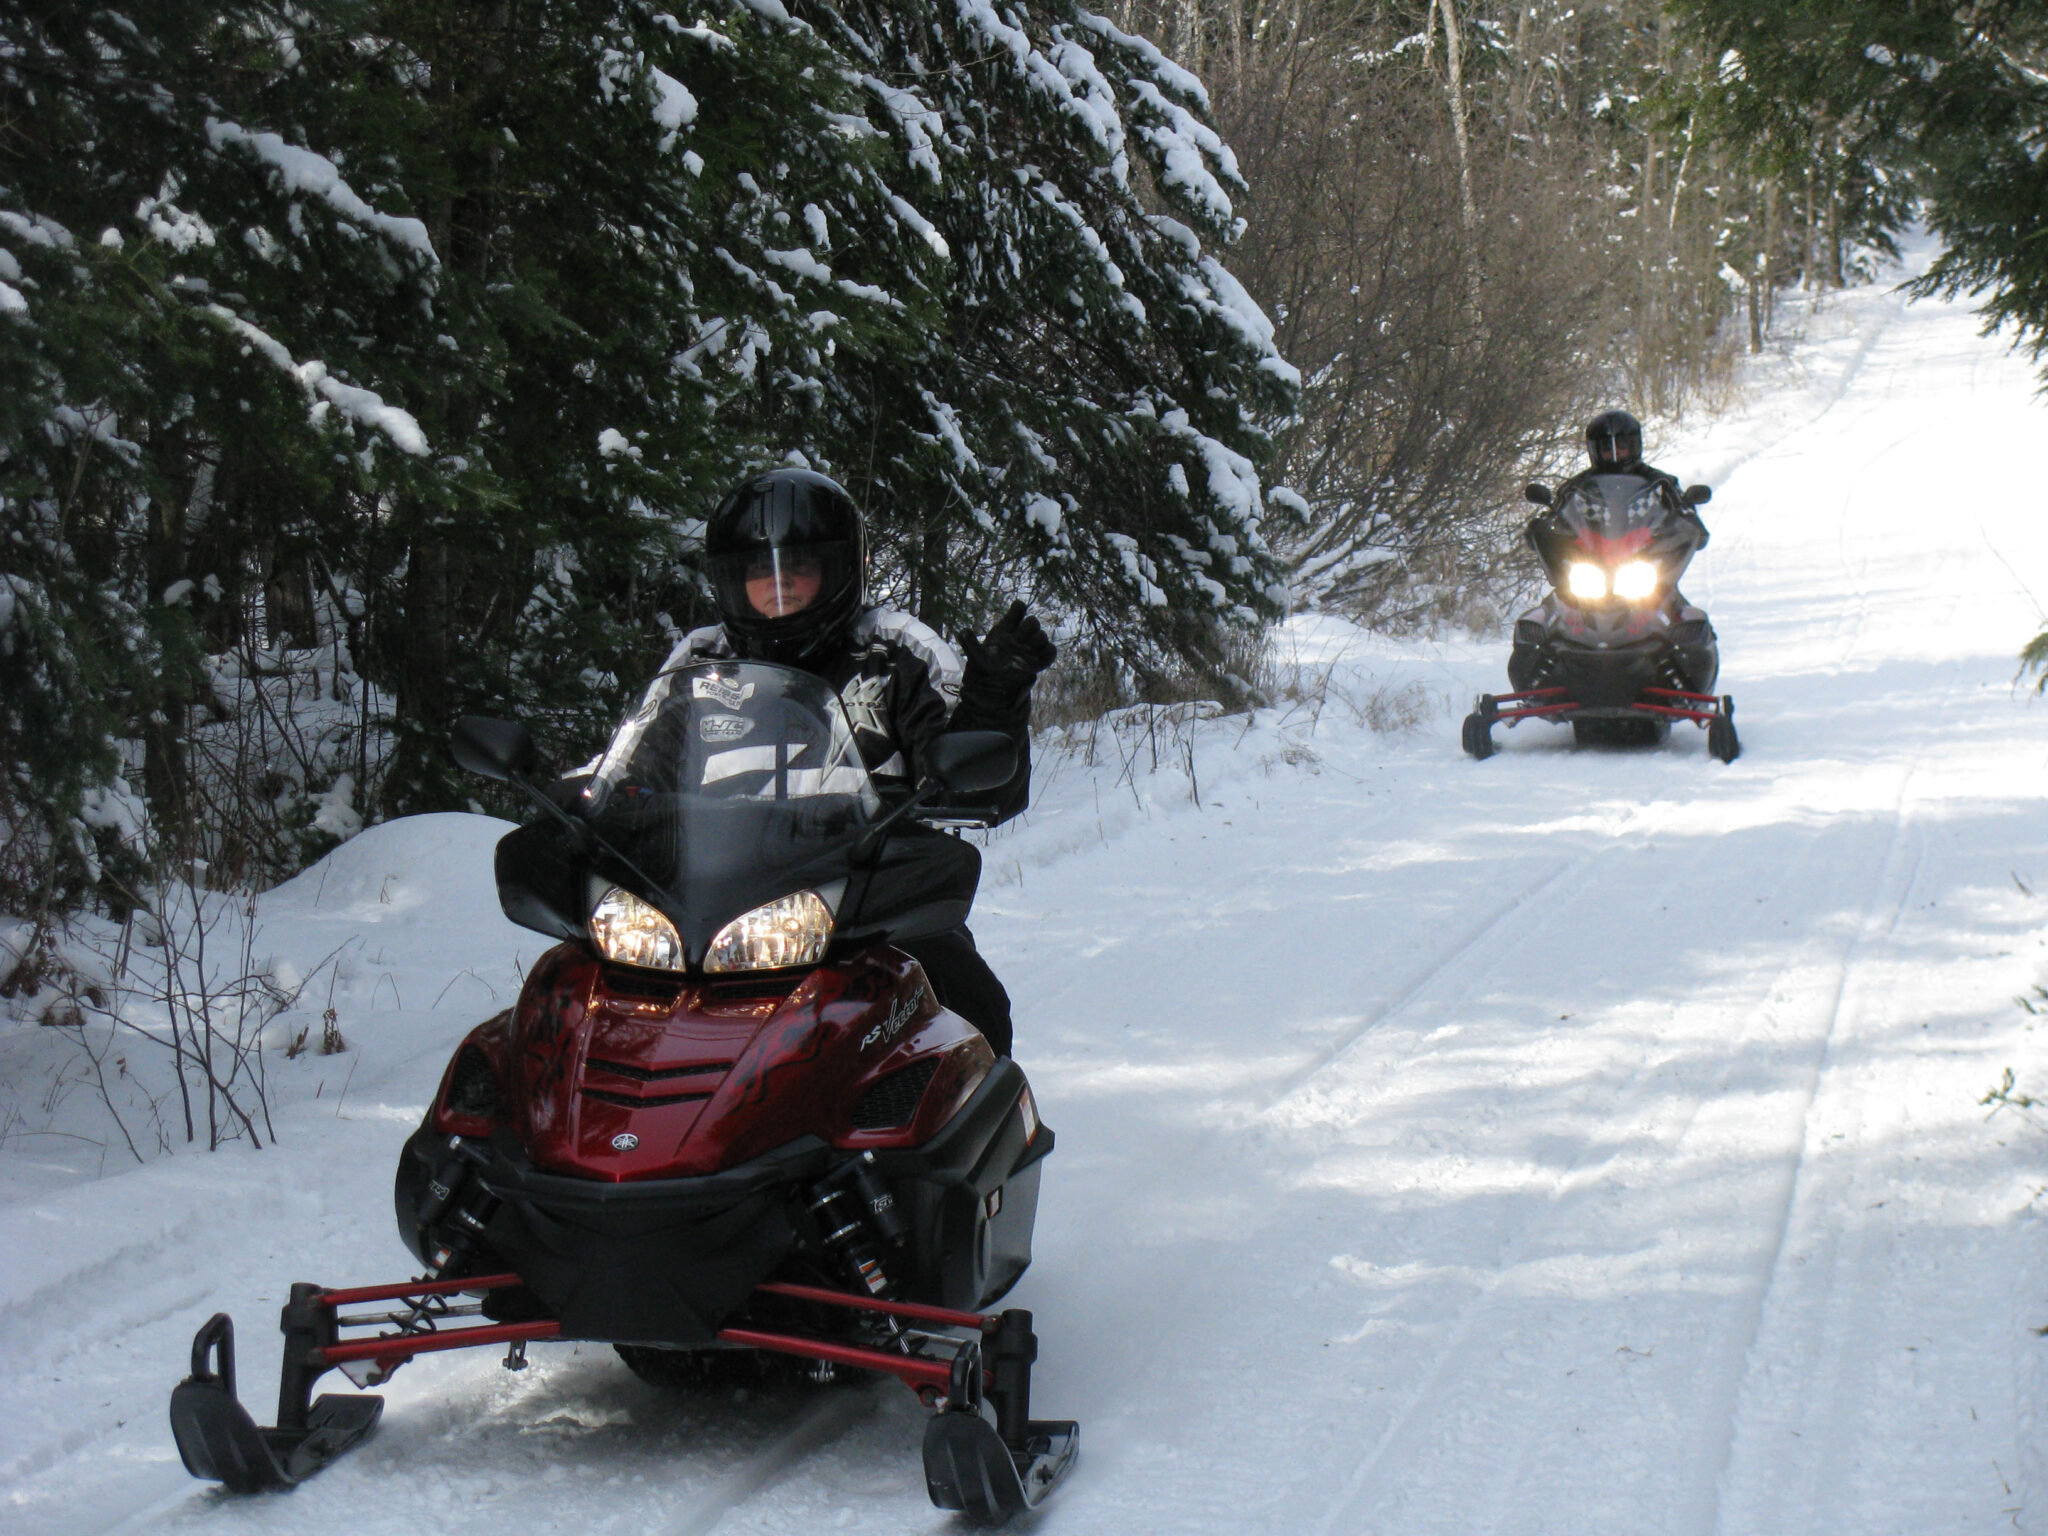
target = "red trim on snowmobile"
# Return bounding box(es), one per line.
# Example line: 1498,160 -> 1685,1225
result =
1478,686 -> 1577,723
304,1272 -> 998,1381
317,1320 -> 562,1368
1583,527 -> 1655,562
317,1271 -> 525,1307
186,1268 -> 1004,1406
717,1326 -> 957,1394
754,1279 -> 993,1332
1479,685 -> 1731,727
1641,686 -> 1720,704
1630,702 -> 1723,723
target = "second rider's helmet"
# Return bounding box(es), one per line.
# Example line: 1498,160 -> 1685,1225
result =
705,467 -> 865,664
1585,409 -> 1644,472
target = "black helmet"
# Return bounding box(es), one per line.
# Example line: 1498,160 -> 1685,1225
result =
1586,409 -> 1643,472
704,467 -> 865,663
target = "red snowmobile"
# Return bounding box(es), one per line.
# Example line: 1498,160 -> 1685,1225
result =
167,661 -> 1076,1526
1462,473 -> 1739,762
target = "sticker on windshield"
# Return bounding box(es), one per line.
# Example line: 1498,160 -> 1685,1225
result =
698,714 -> 755,743
692,675 -> 755,710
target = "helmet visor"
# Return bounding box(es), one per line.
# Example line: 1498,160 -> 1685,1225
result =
710,540 -> 858,625
1590,425 -> 1641,470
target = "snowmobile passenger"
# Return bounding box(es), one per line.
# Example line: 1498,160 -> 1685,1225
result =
651,466 -> 1051,1056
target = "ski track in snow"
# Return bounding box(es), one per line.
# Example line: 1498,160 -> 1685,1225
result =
8,246 -> 2048,1533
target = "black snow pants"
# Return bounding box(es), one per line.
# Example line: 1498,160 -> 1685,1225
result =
899,926 -> 1014,1058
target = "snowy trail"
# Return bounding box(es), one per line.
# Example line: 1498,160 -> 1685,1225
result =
8,262 -> 2048,1535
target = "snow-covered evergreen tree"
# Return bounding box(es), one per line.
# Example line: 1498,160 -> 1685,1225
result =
2,0 -> 1293,913
304,0 -> 933,808
796,1 -> 1298,678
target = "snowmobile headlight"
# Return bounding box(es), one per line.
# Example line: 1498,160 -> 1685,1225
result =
1566,562 -> 1608,600
590,886 -> 685,971
1612,559 -> 1659,601
706,890 -> 834,973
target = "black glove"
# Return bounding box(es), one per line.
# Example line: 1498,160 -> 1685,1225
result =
957,600 -> 1057,710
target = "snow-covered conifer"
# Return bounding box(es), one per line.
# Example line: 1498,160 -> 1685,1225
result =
794,2 -> 1298,676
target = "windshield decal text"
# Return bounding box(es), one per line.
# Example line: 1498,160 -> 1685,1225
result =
692,675 -> 755,709
698,714 -> 755,743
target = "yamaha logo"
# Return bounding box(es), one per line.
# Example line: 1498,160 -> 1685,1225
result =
611,1133 -> 639,1151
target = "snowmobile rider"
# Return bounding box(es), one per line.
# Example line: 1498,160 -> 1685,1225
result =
1509,410 -> 1714,692
1551,410 -> 1699,526
1541,407 -> 1710,568
674,466 -> 1053,1057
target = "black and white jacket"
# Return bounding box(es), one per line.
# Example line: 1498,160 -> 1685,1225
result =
646,607 -> 1030,823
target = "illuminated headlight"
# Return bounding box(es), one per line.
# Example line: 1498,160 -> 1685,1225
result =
1612,560 -> 1659,601
590,886 -> 684,971
1566,562 -> 1608,600
705,891 -> 834,974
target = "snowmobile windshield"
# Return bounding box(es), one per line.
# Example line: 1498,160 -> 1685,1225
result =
1553,474 -> 1676,541
575,662 -> 882,946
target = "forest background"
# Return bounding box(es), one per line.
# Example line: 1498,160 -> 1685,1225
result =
0,0 -> 1895,949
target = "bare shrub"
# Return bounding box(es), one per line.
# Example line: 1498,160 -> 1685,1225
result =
1340,677 -> 1438,735
1101,1 -> 1780,633
1199,9 -> 1611,623
5,862 -> 348,1164
1267,643 -> 1440,737
1032,623 -> 1273,732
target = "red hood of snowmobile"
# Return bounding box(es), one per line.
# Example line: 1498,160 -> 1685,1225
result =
431,943 -> 993,1182
1577,526 -> 1655,562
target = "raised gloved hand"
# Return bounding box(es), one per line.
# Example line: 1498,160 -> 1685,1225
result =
958,600 -> 1057,711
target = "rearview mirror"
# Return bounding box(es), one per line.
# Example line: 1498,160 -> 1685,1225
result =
929,731 -> 1017,797
1681,484 -> 1712,507
451,716 -> 539,783
1524,482 -> 1553,507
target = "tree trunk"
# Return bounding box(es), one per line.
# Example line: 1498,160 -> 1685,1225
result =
1763,177 -> 1779,330
1824,132 -> 1843,286
912,522 -> 951,637
1434,0 -> 1480,237
1508,4 -> 1538,131
1175,0 -> 1202,74
1801,167 -> 1816,289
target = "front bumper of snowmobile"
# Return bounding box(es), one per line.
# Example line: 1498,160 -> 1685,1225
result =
392,1059 -> 1050,1345
168,1270 -> 1076,1523
1461,684 -> 1740,762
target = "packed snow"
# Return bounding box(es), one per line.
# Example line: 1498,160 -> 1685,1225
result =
6,243 -> 2048,1534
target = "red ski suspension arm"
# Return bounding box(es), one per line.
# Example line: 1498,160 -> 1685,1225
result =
752,1279 -> 992,1332
317,1320 -> 561,1367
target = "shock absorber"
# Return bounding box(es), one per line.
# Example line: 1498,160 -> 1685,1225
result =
333,1137 -> 508,1390
417,1135 -> 500,1277
809,1152 -> 908,1300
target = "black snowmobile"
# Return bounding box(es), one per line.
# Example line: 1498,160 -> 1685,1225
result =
1462,472 -> 1739,761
